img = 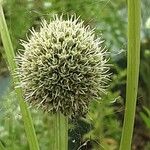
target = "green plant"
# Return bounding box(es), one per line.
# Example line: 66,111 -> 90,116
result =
119,0 -> 141,150
0,91 -> 29,150
0,3 -> 39,150
0,141 -> 5,150
139,49 -> 150,106
15,14 -> 110,149
83,91 -> 122,150
140,106 -> 150,129
140,106 -> 150,150
0,90 -> 61,150
1,1 -> 111,148
144,142 -> 150,150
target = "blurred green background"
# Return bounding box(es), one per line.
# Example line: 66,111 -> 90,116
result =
0,0 -> 150,149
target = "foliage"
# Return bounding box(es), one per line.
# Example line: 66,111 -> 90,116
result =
0,5 -> 40,149
140,106 -> 150,129
0,90 -> 56,150
83,91 -> 122,150
139,49 -> 150,106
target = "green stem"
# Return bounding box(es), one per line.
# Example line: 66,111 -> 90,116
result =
119,0 -> 141,150
0,141 -> 5,150
0,4 -> 40,150
54,112 -> 68,150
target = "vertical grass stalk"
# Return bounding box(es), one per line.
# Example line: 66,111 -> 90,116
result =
47,112 -> 68,150
0,141 -> 5,150
0,4 -> 40,150
54,112 -> 68,150
119,0 -> 141,150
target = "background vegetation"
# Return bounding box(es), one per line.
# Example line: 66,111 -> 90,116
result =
0,0 -> 150,149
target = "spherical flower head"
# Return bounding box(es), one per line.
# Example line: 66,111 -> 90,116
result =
16,15 -> 110,117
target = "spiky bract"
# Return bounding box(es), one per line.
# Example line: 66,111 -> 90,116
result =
16,15 -> 109,117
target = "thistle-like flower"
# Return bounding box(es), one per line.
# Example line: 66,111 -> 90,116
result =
16,15 -> 110,117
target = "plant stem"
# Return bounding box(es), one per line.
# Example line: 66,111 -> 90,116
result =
0,141 -> 5,150
0,5 -> 40,150
54,112 -> 68,150
119,0 -> 141,150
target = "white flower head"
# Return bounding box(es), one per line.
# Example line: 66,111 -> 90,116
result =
16,15 -> 110,117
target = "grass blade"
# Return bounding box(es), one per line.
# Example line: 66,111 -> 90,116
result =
0,141 -> 6,150
0,4 -> 40,150
119,0 -> 141,149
